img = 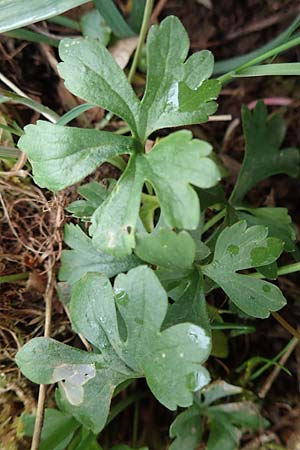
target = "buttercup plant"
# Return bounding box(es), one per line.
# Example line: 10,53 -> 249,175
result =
14,11 -> 300,449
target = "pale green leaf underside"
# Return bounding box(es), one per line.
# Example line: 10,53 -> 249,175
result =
90,130 -> 221,256
202,221 -> 286,318
59,224 -> 140,285
0,0 -> 89,33
18,121 -> 135,191
230,102 -> 300,204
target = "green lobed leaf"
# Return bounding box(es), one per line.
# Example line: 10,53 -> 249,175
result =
206,411 -> 240,450
22,408 -> 80,450
162,270 -> 210,333
71,266 -> 211,409
236,207 -> 296,252
93,0 -> 136,38
18,121 -> 135,191
113,267 -> 211,409
138,16 -> 220,141
201,221 -> 286,318
56,16 -> 219,142
230,102 -> 300,205
80,9 -> 111,45
58,37 -> 140,136
90,131 -> 220,256
199,380 -> 242,406
135,228 -> 196,270
66,181 -> 114,221
17,267 -> 211,432
16,337 -> 130,433
169,406 -> 202,450
59,224 -> 140,285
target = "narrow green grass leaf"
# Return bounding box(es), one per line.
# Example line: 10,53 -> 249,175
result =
234,63 -> 300,77
56,104 -> 98,126
4,28 -> 59,46
0,0 -> 89,33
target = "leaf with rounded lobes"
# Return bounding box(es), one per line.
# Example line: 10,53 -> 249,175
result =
90,154 -> 144,257
199,380 -> 242,407
18,121 -> 135,191
15,337 -> 131,433
22,408 -> 80,450
162,270 -> 210,333
66,180 -> 116,221
169,406 -> 202,450
209,401 -> 269,430
230,102 -> 300,205
58,38 -> 140,137
71,266 -> 211,410
135,228 -> 196,270
80,10 -> 111,45
16,267 -> 211,431
113,266 -> 211,409
90,131 -> 220,256
59,224 -> 139,285
201,221 -> 286,318
112,446 -> 148,450
236,207 -> 296,253
207,412 -> 239,450
138,16 -> 220,141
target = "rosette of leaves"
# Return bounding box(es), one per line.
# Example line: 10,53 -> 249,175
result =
16,266 -> 211,433
18,15 -> 221,257
169,381 -> 268,450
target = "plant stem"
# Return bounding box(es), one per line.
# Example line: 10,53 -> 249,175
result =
0,272 -> 29,284
218,34 -> 300,84
250,262 -> 300,279
258,335 -> 299,398
30,265 -> 54,450
128,0 -> 154,83
203,208 -> 226,233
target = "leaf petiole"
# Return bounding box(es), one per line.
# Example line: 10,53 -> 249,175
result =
203,208 -> 226,233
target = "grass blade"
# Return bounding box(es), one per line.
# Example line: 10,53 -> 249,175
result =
234,63 -> 300,77
214,16 -> 300,75
0,89 -> 60,123
93,0 -> 135,38
0,0 -> 89,33
56,104 -> 97,126
4,28 -> 59,47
